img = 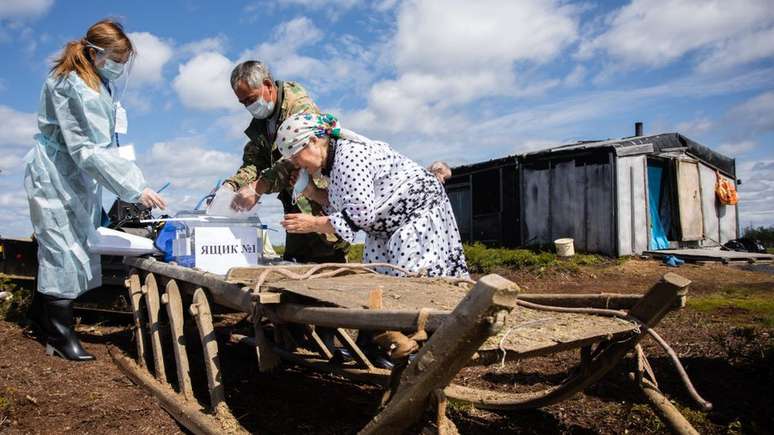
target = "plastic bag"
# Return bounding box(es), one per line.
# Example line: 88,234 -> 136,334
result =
715,171 -> 738,205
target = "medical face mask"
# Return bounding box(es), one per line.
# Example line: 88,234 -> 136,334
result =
97,58 -> 125,82
246,95 -> 275,119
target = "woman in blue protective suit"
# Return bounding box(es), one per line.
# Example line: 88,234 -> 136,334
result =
24,19 -> 167,361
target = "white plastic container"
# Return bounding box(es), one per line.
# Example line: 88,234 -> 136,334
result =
554,238 -> 575,257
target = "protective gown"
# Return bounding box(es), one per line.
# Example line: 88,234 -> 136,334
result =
24,71 -> 147,299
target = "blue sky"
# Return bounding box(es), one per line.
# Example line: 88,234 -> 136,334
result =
1,0 -> 772,241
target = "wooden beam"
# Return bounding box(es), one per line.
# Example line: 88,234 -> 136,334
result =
109,347 -> 247,435
518,293 -> 643,310
360,274 -> 520,434
125,257 -> 252,313
189,288 -> 225,412
125,271 -> 148,368
274,304 -> 449,332
162,280 -> 194,400
144,273 -> 167,383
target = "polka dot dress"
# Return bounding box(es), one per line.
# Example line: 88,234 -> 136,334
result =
325,138 -> 468,277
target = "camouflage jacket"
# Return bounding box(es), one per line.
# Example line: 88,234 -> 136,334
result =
224,81 -> 319,192
224,81 -> 349,259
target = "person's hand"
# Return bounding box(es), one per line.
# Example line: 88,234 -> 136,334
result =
231,182 -> 260,211
281,213 -> 323,233
288,168 -> 300,187
139,187 -> 167,209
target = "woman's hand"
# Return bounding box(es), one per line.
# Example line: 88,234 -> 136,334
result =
281,214 -> 333,234
139,187 -> 167,209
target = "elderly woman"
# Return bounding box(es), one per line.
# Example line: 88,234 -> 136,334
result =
278,113 -> 467,277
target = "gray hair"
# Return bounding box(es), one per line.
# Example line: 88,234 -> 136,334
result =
230,60 -> 273,91
429,161 -> 451,174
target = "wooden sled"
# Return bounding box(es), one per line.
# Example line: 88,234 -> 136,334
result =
116,257 -> 704,434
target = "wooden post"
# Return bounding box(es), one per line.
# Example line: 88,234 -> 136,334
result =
189,288 -> 225,413
336,329 -> 375,371
144,273 -> 167,383
162,279 -> 194,400
360,274 -> 519,434
252,303 -> 281,372
125,271 -> 147,368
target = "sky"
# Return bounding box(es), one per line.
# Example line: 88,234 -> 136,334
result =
0,0 -> 772,242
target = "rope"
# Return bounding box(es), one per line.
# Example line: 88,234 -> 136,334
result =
249,262 -> 417,296
515,297 -> 712,410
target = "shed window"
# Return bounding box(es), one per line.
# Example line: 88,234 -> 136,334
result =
472,170 -> 500,214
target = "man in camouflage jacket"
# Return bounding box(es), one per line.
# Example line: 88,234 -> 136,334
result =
225,61 -> 349,263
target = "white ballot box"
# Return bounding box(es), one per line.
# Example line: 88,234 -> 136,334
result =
192,226 -> 260,275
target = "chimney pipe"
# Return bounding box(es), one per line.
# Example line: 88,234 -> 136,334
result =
635,122 -> 643,136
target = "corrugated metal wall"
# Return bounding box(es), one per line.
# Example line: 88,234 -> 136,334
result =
616,155 -> 649,255
698,163 -> 738,246
521,153 -> 615,255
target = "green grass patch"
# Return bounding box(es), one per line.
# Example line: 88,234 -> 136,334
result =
688,286 -> 774,327
463,242 -> 606,274
273,242 -> 612,273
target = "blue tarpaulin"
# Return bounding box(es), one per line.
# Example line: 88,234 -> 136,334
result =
647,163 -> 670,250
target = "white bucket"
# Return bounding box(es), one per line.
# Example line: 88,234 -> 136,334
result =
554,238 -> 575,257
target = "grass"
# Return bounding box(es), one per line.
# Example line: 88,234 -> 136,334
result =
0,278 -> 31,322
688,286 -> 774,327
273,242 -> 610,273
463,242 -> 607,274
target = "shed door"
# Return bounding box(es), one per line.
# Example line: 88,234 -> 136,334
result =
676,160 -> 704,241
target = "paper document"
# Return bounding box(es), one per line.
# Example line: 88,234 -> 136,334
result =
206,186 -> 260,218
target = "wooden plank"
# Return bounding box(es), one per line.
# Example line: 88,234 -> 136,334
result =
698,163 -> 721,247
144,273 -> 167,383
126,271 -> 148,368
643,249 -> 774,261
445,272 -> 690,411
162,280 -> 194,400
275,304 -> 449,331
264,274 -> 468,311
189,288 -> 225,412
124,257 -> 252,313
335,329 -> 375,371
109,347 -> 248,435
360,274 -> 519,434
677,160 -> 704,241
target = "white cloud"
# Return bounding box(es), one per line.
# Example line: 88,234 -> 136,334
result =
0,105 -> 36,147
737,159 -> 774,228
715,140 -> 758,156
172,52 -> 238,111
395,0 -> 578,74
676,117 -> 713,137
0,0 -> 54,19
241,17 -> 380,95
349,0 -> 580,137
180,35 -> 228,56
128,32 -> 173,85
728,91 -> 774,133
578,0 -> 774,70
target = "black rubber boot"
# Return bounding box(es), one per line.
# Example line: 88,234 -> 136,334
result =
41,295 -> 95,362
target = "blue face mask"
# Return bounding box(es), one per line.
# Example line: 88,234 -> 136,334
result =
97,58 -> 125,82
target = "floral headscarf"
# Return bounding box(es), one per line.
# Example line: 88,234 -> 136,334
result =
276,113 -> 343,159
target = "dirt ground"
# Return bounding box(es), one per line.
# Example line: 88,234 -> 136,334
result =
0,259 -> 772,434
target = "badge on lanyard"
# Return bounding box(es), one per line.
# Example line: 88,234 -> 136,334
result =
115,101 -> 128,135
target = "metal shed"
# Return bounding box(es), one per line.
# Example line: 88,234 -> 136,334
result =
519,132 -> 738,256
446,127 -> 740,256
445,155 -> 520,246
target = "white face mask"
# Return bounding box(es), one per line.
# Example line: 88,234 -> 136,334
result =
246,96 -> 275,119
